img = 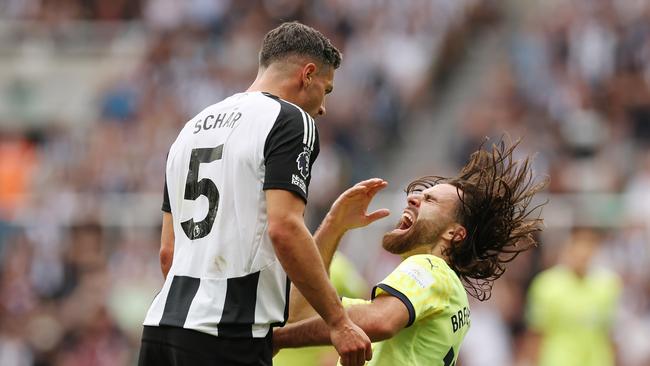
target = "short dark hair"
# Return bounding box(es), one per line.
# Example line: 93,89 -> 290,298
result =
259,21 -> 342,69
406,139 -> 547,301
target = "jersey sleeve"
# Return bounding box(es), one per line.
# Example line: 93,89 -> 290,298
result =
263,101 -> 319,203
371,256 -> 450,327
341,297 -> 371,307
162,178 -> 171,213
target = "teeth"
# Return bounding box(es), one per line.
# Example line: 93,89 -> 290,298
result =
402,212 -> 413,226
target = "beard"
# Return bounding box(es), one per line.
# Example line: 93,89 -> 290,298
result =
382,217 -> 445,255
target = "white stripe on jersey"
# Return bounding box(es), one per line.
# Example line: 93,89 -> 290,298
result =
301,110 -> 309,145
308,115 -> 316,149
306,111 -> 313,149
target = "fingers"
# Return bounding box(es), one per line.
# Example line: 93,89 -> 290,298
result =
366,182 -> 388,198
366,209 -> 390,223
366,341 -> 373,361
354,178 -> 385,188
341,349 -> 368,366
350,180 -> 387,198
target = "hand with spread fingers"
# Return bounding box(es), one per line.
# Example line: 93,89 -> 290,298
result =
325,178 -> 390,233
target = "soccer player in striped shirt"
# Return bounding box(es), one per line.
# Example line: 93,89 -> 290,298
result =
139,22 -> 372,366
274,140 -> 547,366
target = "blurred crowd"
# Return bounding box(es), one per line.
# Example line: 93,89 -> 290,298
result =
0,0 -> 484,365
455,1 -> 650,365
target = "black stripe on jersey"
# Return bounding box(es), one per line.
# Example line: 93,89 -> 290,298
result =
217,271 -> 261,337
271,277 -> 291,328
159,275 -> 201,327
261,93 -> 319,203
372,283 -> 416,327
162,179 -> 171,212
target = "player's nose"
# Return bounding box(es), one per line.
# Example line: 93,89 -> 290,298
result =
318,105 -> 326,116
407,194 -> 422,208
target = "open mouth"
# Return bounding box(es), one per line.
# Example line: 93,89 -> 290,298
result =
395,210 -> 415,233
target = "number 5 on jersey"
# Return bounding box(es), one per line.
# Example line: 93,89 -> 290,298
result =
181,145 -> 223,240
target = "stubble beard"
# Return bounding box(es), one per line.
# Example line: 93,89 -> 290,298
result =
382,218 -> 444,255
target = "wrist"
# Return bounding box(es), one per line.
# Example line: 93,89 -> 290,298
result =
325,306 -> 350,329
320,215 -> 348,237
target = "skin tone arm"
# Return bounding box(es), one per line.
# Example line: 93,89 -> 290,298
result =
160,212 -> 175,280
266,189 -> 372,366
275,179 -> 412,348
276,295 -> 410,347
288,178 -> 390,322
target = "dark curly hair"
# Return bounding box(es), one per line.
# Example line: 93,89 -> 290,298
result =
406,139 -> 547,300
259,21 -> 341,69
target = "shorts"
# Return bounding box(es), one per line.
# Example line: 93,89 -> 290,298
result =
138,325 -> 273,366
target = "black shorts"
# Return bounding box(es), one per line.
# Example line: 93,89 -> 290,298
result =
138,326 -> 273,366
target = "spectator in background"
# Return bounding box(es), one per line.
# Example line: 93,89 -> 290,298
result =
523,228 -> 621,366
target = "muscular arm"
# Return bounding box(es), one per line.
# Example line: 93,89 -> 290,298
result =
287,214 -> 347,322
287,179 -> 389,323
275,295 -> 409,348
266,189 -> 373,365
160,212 -> 175,279
266,189 -> 347,326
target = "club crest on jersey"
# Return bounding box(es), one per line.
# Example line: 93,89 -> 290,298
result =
193,225 -> 201,239
296,147 -> 311,179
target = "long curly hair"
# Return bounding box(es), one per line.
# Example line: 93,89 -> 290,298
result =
406,138 -> 547,300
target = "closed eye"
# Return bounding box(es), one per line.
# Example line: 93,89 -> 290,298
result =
424,193 -> 436,202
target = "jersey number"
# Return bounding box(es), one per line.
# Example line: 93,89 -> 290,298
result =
181,145 -> 223,240
443,347 -> 455,366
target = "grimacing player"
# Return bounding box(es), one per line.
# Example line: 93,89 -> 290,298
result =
139,22 -> 372,366
274,140 -> 547,365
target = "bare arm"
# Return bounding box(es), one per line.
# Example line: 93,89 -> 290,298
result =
160,212 -> 175,279
275,295 -> 409,348
266,189 -> 372,366
288,179 -> 390,323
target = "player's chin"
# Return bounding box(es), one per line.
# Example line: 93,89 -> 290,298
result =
382,229 -> 411,254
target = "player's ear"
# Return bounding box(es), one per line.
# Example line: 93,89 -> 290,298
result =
444,225 -> 466,243
453,226 -> 467,243
301,63 -> 317,87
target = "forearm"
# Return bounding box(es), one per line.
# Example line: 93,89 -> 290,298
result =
272,217 -> 346,327
288,215 -> 347,322
277,305 -> 394,349
160,212 -> 175,280
313,214 -> 347,271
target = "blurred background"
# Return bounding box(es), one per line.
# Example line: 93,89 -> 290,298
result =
0,0 -> 649,365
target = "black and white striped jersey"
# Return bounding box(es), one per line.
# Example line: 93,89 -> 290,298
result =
143,91 -> 319,338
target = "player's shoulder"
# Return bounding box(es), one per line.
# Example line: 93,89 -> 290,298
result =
401,254 -> 452,276
390,254 -> 455,290
259,92 -> 312,131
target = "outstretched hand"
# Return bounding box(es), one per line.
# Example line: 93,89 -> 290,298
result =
326,178 -> 390,232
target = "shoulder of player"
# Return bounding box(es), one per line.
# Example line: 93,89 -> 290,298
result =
401,254 -> 452,275
263,94 -> 313,130
260,93 -> 317,151
390,255 -> 455,291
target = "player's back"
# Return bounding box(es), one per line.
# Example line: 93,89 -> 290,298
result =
144,91 -> 318,338
165,92 -> 278,279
